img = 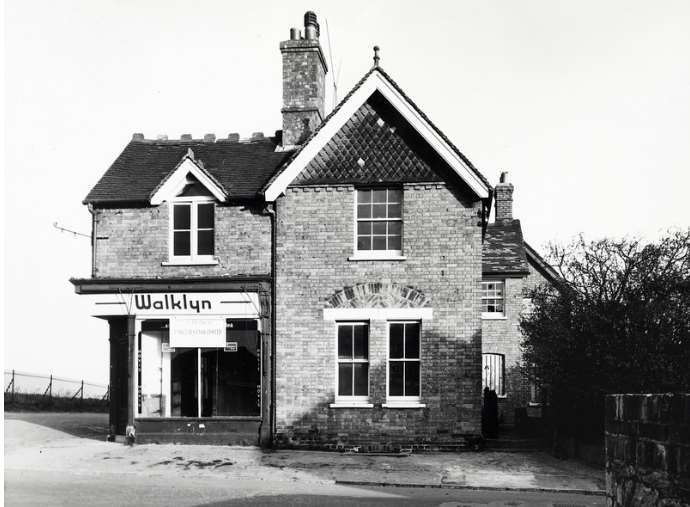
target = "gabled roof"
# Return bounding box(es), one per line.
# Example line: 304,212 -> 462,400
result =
149,149 -> 228,204
482,221 -> 561,283
84,137 -> 293,204
263,66 -> 492,201
524,241 -> 561,283
482,219 -> 530,276
293,96 -> 446,185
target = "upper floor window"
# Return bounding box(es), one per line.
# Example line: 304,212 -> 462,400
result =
481,280 -> 505,317
356,188 -> 402,256
170,198 -> 215,263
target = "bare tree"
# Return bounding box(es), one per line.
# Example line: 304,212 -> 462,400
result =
521,229 -> 690,440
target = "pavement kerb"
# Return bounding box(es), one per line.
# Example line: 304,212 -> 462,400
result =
334,480 -> 608,497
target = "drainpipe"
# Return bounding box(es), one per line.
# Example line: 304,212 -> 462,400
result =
264,202 -> 278,447
88,204 -> 96,277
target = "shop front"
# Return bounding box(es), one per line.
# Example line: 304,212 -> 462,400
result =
71,279 -> 272,446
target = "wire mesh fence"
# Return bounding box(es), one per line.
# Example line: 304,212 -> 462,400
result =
4,370 -> 109,411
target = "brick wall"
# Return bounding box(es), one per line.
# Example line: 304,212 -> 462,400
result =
93,202 -> 271,278
280,39 -> 326,146
481,277 -> 528,426
605,393 -> 690,506
274,182 -> 483,445
494,183 -> 513,221
481,260 -> 551,427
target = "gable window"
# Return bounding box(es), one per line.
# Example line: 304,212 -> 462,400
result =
335,323 -> 369,405
482,353 -> 505,396
387,322 -> 421,404
170,199 -> 215,263
356,188 -> 402,256
481,280 -> 505,317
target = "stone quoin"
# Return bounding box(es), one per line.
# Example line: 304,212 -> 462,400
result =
70,10 -> 558,447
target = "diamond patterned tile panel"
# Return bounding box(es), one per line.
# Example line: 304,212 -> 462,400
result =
293,101 -> 443,185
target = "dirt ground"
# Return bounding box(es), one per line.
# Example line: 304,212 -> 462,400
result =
4,412 -> 606,506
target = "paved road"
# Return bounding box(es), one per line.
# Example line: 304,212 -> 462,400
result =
5,470 -> 606,506
4,412 -> 606,506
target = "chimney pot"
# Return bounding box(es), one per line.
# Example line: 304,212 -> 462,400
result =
304,11 -> 320,37
180,134 -> 192,141
251,132 -> 265,141
290,27 -> 300,40
132,133 -> 144,141
227,133 -> 240,142
203,133 -> 216,142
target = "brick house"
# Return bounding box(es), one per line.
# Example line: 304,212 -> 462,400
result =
482,175 -> 559,429
71,11 -> 556,447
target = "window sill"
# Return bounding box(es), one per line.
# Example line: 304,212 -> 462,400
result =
348,254 -> 407,262
329,403 -> 374,409
382,402 -> 426,409
481,313 -> 507,320
161,259 -> 219,266
134,416 -> 261,421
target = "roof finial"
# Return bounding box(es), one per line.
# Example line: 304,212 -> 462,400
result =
373,45 -> 380,67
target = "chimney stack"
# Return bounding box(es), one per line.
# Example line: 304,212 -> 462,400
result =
280,11 -> 328,147
494,171 -> 514,221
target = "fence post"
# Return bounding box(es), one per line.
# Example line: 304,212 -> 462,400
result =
11,370 -> 15,402
48,374 -> 52,399
81,380 -> 84,406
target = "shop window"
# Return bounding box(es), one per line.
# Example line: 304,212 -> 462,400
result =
336,323 -> 369,403
356,188 -> 402,256
481,280 -> 505,317
170,197 -> 215,263
482,353 -> 505,396
137,319 -> 260,418
387,322 -> 421,402
138,320 -> 168,417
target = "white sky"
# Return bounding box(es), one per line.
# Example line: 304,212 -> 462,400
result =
4,0 -> 690,383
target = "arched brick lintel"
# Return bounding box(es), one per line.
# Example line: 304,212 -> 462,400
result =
325,283 -> 431,309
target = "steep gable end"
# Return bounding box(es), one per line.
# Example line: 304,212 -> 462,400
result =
293,94 -> 444,185
264,67 -> 491,200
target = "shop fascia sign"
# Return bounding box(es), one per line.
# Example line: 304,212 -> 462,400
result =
89,292 -> 259,317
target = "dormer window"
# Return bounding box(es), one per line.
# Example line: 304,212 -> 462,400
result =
172,200 -> 214,259
166,174 -> 217,265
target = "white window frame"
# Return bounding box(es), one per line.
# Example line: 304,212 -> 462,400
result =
350,188 -> 404,261
481,279 -> 506,319
332,322 -> 371,407
166,195 -> 217,265
385,321 -> 424,408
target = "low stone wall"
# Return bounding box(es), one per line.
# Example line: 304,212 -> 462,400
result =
605,393 -> 690,506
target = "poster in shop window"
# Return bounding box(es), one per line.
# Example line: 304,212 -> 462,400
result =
170,318 -> 226,348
